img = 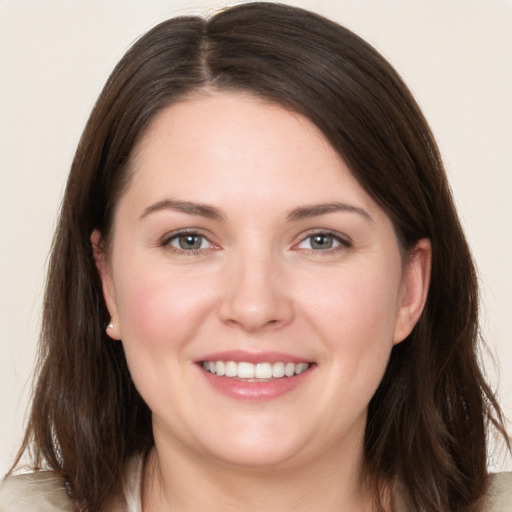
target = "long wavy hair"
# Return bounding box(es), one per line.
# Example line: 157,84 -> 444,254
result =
12,2 -> 509,511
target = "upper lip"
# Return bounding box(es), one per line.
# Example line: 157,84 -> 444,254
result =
196,350 -> 312,365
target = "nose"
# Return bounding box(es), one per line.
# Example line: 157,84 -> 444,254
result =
218,250 -> 294,332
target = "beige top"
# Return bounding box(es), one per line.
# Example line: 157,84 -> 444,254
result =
1,461 -> 511,511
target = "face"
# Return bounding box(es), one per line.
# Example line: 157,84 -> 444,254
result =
93,92 -> 430,472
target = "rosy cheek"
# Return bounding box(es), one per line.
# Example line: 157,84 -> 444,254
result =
306,270 -> 399,348
117,268 -> 216,349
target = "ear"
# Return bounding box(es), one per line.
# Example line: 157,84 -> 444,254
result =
393,238 -> 431,344
91,229 -> 122,340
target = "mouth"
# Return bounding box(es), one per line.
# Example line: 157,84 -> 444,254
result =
200,361 -> 311,381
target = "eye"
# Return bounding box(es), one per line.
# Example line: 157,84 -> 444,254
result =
296,231 -> 350,252
164,232 -> 212,252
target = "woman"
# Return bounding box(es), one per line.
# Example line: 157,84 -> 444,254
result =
1,2 -> 510,511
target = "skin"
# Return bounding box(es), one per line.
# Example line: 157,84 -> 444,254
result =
92,91 -> 431,511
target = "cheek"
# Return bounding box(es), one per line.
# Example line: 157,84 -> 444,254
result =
113,263 -> 217,355
305,266 -> 401,344
300,261 -> 402,401
112,264 -> 220,413
281,262 -> 404,440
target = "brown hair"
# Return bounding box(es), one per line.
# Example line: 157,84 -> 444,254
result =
12,2 -> 509,511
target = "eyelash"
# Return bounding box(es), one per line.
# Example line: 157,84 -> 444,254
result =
295,230 -> 352,255
160,230 -> 216,256
160,229 -> 352,256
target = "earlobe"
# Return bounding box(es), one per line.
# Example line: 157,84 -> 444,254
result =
90,230 -> 122,340
393,238 -> 431,344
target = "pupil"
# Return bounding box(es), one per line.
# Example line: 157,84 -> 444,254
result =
312,234 -> 332,250
179,234 -> 201,250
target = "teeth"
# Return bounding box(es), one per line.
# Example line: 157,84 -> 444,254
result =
272,362 -> 285,378
202,361 -> 310,379
225,361 -> 237,377
216,361 -> 225,376
255,362 -> 272,379
238,362 -> 255,379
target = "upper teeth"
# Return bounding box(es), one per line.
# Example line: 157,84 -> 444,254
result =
202,361 -> 310,379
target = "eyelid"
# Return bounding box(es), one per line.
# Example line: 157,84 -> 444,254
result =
293,229 -> 352,252
160,228 -> 220,254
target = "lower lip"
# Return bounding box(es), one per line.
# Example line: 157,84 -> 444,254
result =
199,365 -> 313,401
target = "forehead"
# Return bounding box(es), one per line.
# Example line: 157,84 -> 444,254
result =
120,91 -> 381,220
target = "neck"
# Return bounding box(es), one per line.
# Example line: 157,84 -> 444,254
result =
142,435 -> 384,512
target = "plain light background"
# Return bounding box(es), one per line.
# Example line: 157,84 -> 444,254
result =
1,0 -> 511,474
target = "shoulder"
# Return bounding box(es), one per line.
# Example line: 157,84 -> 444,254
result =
483,472 -> 512,512
393,472 -> 512,512
0,471 -> 74,512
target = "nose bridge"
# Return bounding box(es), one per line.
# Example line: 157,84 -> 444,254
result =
219,243 -> 293,331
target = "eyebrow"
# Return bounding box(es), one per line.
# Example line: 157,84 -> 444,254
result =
286,202 -> 373,222
140,199 -> 372,223
140,199 -> 225,220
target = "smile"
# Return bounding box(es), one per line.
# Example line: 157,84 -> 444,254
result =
201,361 -> 310,380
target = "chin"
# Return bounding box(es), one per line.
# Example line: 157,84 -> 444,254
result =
205,441 -> 303,470
195,418 -> 311,470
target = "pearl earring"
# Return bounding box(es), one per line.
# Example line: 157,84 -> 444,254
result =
107,322 -> 114,330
